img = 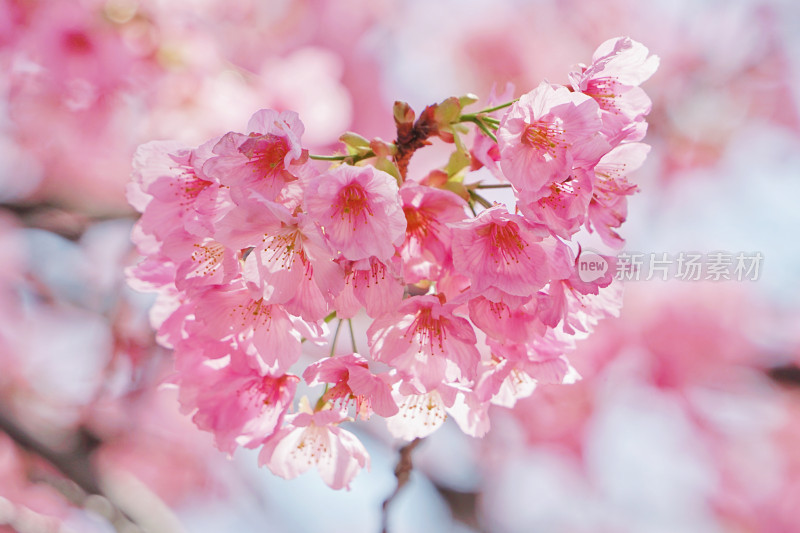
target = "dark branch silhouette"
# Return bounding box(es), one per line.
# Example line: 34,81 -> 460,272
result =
381,438 -> 423,533
0,410 -> 142,532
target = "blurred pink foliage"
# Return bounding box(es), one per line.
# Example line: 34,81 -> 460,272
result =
1,0 -> 799,531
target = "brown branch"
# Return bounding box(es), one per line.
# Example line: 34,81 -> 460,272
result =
0,203 -> 135,241
433,484 -> 484,531
381,438 -> 423,533
0,412 -> 101,495
768,364 -> 800,387
0,411 -> 143,533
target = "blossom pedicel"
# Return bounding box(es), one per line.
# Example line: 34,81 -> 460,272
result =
128,37 -> 658,489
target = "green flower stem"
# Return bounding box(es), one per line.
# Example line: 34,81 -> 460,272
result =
464,116 -> 497,143
458,99 -> 518,123
347,318 -> 358,353
329,319 -> 344,357
317,319 -> 344,410
474,99 -> 517,115
475,183 -> 513,189
468,189 -> 493,209
308,151 -> 376,164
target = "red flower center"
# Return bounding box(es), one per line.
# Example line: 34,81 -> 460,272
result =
521,121 -> 565,158
482,222 -> 529,265
240,133 -> 290,176
335,183 -> 372,224
406,306 -> 447,356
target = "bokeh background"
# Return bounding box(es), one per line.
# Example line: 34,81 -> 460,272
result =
1,0 -> 800,531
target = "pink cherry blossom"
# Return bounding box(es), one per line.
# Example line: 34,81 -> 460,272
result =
118,38 -> 660,493
587,142 -> 650,247
368,295 -> 481,391
304,164 -> 406,262
584,37 -> 660,87
398,183 -> 467,283
446,387 -> 492,438
129,139 -> 229,244
173,339 -> 298,455
516,168 -> 594,238
385,381 -> 490,439
468,295 -> 546,344
203,109 -> 307,204
450,205 -> 552,299
259,407 -> 369,490
497,82 -> 606,193
192,281 -> 304,375
473,356 -> 539,408
538,276 -> 623,337
571,36 -> 659,95
570,37 -> 659,144
303,353 -> 398,419
216,198 -> 344,320
174,238 -> 240,292
487,335 -> 578,387
385,384 -> 455,440
334,256 -> 404,319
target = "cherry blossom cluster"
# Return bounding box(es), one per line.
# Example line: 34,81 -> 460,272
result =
128,37 -> 658,490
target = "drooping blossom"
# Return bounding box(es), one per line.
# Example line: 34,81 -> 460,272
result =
587,142 -> 650,247
474,355 -> 539,408
258,403 -> 369,490
516,165 -> 594,239
385,384 -> 454,440
304,164 -> 407,261
385,381 -> 491,439
398,183 -> 467,283
368,295 -> 481,391
173,339 -> 298,455
215,197 -> 343,320
192,280 -> 304,375
333,256 -> 404,319
450,205 -> 557,299
487,335 -> 579,387
303,353 -> 398,419
468,295 -> 546,344
538,252 -> 620,336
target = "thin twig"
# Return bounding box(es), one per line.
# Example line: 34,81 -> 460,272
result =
381,438 -> 423,533
308,151 -> 376,164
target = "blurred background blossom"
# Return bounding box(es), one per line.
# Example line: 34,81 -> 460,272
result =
1,0 -> 799,531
